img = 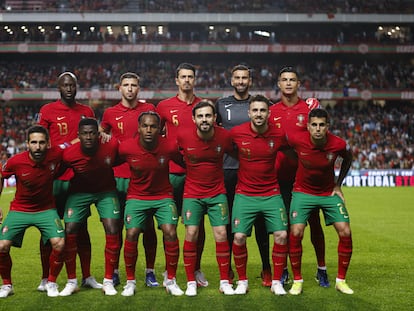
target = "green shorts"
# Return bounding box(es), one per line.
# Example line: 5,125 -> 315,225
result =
124,198 -> 178,230
0,209 -> 64,247
169,173 -> 185,215
232,194 -> 288,235
115,177 -> 130,210
290,192 -> 350,226
182,194 -> 229,227
64,191 -> 120,223
53,179 -> 70,218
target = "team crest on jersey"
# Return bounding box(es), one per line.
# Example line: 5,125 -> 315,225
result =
104,156 -> 112,166
215,145 -> 222,154
126,214 -> 132,224
185,210 -> 192,221
326,153 -> 334,161
67,208 -> 74,218
159,156 -> 166,166
1,226 -> 8,235
296,114 -> 305,127
233,218 -> 240,228
291,211 -> 298,220
268,140 -> 275,149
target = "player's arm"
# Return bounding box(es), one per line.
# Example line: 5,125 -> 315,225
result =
99,125 -> 112,143
332,148 -> 353,200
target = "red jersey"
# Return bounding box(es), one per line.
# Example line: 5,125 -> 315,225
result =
156,95 -> 202,174
101,100 -> 155,178
119,136 -> 181,200
269,98 -> 314,183
1,147 -> 62,212
288,131 -> 348,196
38,99 -> 95,180
177,126 -> 232,198
63,138 -> 118,194
230,122 -> 287,196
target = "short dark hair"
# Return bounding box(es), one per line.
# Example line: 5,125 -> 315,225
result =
278,66 -> 299,79
248,94 -> 272,107
120,72 -> 140,84
308,108 -> 329,123
176,63 -> 196,78
192,99 -> 216,116
78,117 -> 98,131
27,125 -> 49,142
231,64 -> 250,77
138,111 -> 161,126
58,71 -> 77,84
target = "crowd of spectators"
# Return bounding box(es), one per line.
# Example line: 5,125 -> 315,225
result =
1,0 -> 413,13
1,57 -> 413,92
1,101 -> 412,170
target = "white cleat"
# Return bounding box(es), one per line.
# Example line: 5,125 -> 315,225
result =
185,281 -> 197,297
102,279 -> 117,296
82,276 -> 103,289
219,280 -> 234,295
195,270 -> 209,287
270,280 -> 287,296
165,279 -> 184,296
0,285 -> 13,298
234,280 -> 249,295
59,280 -> 79,296
37,278 -> 48,292
46,282 -> 59,297
121,280 -> 136,297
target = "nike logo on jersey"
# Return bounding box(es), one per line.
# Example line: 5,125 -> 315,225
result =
115,116 -> 124,121
57,116 -> 66,121
187,147 -> 196,151
241,141 -> 250,145
224,104 -> 233,108
22,172 -> 31,177
273,117 -> 281,121
170,109 -> 178,113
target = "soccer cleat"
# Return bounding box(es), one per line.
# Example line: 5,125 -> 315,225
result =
219,280 -> 234,295
195,270 -> 209,287
112,272 -> 120,286
280,268 -> 290,286
185,281 -> 197,296
289,280 -> 303,295
59,280 -> 79,296
37,278 -> 48,292
0,285 -> 13,298
82,276 -> 103,289
270,280 -> 287,296
335,280 -> 354,295
46,282 -> 59,297
261,269 -> 272,287
315,268 -> 330,288
145,271 -> 160,287
121,280 -> 136,297
102,279 -> 118,296
165,279 -> 184,296
234,280 -> 248,295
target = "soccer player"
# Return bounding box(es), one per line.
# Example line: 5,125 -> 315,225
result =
59,118 -> 121,296
0,125 -> 65,298
178,100 -> 234,296
287,108 -> 354,295
230,94 -> 289,296
37,72 -> 101,291
269,66 -> 328,287
156,62 -> 208,287
100,72 -> 159,287
216,64 -> 273,286
118,111 -> 184,296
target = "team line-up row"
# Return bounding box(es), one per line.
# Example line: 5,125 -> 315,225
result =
0,64 -> 354,298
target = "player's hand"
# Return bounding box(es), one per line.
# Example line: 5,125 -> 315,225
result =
305,98 -> 320,110
331,185 -> 345,201
100,132 -> 112,144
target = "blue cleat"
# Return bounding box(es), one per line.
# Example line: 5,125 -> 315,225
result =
280,268 -> 290,286
315,268 -> 330,288
145,271 -> 159,287
112,272 -> 120,287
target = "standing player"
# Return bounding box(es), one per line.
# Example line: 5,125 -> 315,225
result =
178,100 -> 234,296
100,72 -> 159,287
37,72 -> 101,291
156,62 -> 208,287
119,111 -> 184,296
0,125 -> 65,298
216,64 -> 273,286
287,108 -> 354,295
230,95 -> 289,296
269,66 -> 328,287
59,118 -> 121,296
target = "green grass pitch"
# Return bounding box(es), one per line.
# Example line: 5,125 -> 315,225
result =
0,187 -> 412,310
